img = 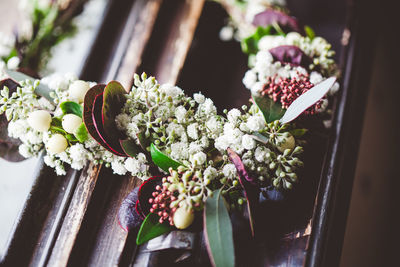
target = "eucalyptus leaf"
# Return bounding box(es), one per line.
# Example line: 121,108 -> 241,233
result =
280,77 -> 336,124
150,143 -> 182,173
75,123 -> 88,143
250,132 -> 269,144
252,94 -> 285,123
5,69 -> 53,103
204,189 -> 235,267
60,101 -> 83,117
136,213 -> 172,245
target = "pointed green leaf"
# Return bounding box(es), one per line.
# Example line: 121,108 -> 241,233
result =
120,139 -> 142,158
75,123 -> 88,143
136,213 -> 172,245
60,101 -> 83,117
252,94 -> 285,123
150,143 -> 182,172
304,25 -> 316,40
204,189 -> 235,267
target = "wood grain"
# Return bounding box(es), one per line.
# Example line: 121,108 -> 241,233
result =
113,0 -> 163,89
46,163 -> 101,267
154,0 -> 205,84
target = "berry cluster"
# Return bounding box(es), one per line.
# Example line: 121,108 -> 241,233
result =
148,184 -> 177,225
262,73 -> 325,115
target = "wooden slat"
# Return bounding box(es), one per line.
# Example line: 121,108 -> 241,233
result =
154,0 -> 205,84
46,163 -> 101,267
113,0 -> 163,89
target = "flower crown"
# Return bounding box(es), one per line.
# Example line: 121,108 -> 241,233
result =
0,0 -> 341,264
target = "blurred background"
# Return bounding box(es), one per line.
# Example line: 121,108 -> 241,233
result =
0,0 -> 399,266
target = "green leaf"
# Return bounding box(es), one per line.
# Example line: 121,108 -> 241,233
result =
75,123 -> 89,143
241,26 -> 273,55
204,189 -> 235,267
60,101 -> 83,117
120,139 -> 142,158
136,213 -> 172,245
150,143 -> 182,173
4,69 -> 53,103
304,25 -> 316,40
289,128 -> 308,137
65,134 -> 78,142
252,94 -> 285,123
50,117 -> 66,134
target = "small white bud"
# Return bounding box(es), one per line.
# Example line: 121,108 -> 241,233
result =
69,80 -> 90,102
173,205 -> 194,229
46,134 -> 68,154
62,114 -> 82,134
27,110 -> 52,132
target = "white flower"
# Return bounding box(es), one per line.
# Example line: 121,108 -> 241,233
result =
227,108 -> 241,123
204,166 -> 218,180
246,115 -> 265,132
242,134 -> 256,150
175,106 -> 187,123
254,146 -> 271,163
190,151 -> 207,166
205,116 -> 223,137
166,123 -> 185,137
69,143 -> 87,162
160,83 -> 183,98
219,26 -> 234,41
19,144 -> 32,158
243,70 -> 257,89
310,72 -> 323,84
111,160 -> 127,175
187,123 -> 199,140
193,92 -> 205,104
222,164 -> 237,179
170,142 -> 189,160
198,98 -> 217,116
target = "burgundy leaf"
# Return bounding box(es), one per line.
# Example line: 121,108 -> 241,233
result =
269,45 -> 312,68
83,84 -> 109,148
227,148 -> 259,236
92,93 -> 127,157
137,176 -> 163,218
252,9 -> 304,34
118,187 -> 143,232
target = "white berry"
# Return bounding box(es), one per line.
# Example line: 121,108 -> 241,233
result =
62,114 -> 82,134
277,134 -> 295,153
69,80 -> 90,102
46,134 -> 68,154
173,205 -> 194,229
27,110 -> 52,132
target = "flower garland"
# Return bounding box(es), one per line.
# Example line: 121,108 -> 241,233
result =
0,0 -> 341,264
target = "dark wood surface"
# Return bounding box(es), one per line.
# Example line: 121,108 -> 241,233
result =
0,0 -> 371,266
